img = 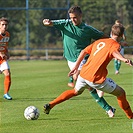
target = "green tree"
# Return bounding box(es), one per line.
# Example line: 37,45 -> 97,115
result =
0,0 -> 132,54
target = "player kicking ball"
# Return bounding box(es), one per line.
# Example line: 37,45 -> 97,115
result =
44,24 -> 133,119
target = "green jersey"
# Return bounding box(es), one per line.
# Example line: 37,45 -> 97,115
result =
53,19 -> 104,62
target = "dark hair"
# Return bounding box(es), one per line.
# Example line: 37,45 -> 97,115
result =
68,6 -> 82,14
111,24 -> 125,37
0,17 -> 9,23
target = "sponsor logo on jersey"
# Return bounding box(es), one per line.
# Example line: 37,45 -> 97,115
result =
0,37 -> 9,42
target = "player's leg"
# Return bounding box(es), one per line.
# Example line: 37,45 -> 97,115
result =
68,76 -> 74,87
89,89 -> 112,110
117,60 -> 121,71
114,58 -> 119,74
44,75 -> 115,117
117,48 -> 124,73
50,89 -> 78,108
44,89 -> 85,114
74,76 -> 115,117
96,89 -> 104,97
44,75 -> 86,114
110,85 -> 133,119
67,60 -> 75,88
3,69 -> 12,100
97,78 -> 133,119
1,61 -> 12,100
44,76 -> 115,117
86,84 -> 115,117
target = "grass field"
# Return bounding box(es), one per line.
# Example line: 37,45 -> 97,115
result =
0,60 -> 133,133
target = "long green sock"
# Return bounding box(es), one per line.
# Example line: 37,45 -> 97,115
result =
69,76 -> 73,83
114,59 -> 118,71
117,61 -> 121,71
90,89 -> 111,111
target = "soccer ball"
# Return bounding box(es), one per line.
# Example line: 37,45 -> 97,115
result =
24,106 -> 40,120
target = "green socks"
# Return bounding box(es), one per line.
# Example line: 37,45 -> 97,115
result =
90,89 -> 111,111
114,59 -> 121,71
117,62 -> 121,70
69,76 -> 73,83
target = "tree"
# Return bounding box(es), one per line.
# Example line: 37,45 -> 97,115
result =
0,0 -> 132,53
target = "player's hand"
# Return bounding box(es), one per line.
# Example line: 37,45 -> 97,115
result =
68,68 -> 78,77
125,59 -> 133,66
0,52 -> 8,60
43,19 -> 51,25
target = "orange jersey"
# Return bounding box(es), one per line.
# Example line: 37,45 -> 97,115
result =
80,38 -> 120,83
0,31 -> 10,54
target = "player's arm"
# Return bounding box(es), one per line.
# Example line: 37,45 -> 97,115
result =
43,19 -> 53,26
0,51 -> 9,60
112,50 -> 133,66
6,49 -> 10,59
0,52 -> 4,59
68,50 -> 87,77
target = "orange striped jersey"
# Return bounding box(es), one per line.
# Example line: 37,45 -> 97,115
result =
0,31 -> 10,54
80,38 -> 120,83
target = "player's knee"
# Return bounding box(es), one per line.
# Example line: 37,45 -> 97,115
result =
119,88 -> 125,96
114,85 -> 125,97
3,69 -> 10,76
74,88 -> 83,95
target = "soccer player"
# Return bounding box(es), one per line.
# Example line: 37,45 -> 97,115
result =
0,17 -> 12,100
43,6 -> 116,117
112,20 -> 127,74
43,6 -> 107,89
43,5 -> 106,98
44,24 -> 133,119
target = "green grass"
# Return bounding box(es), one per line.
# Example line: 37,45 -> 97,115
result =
0,60 -> 133,133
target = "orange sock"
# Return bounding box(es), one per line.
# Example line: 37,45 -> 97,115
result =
50,89 -> 77,108
4,75 -> 11,94
117,93 -> 133,119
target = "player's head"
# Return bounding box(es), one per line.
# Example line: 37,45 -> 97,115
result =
0,17 -> 9,33
68,6 -> 82,26
111,24 -> 125,38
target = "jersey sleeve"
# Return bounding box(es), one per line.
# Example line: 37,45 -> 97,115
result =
88,25 -> 104,40
52,19 -> 70,30
109,42 -> 120,55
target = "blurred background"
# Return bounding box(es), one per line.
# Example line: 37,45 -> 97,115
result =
0,0 -> 133,60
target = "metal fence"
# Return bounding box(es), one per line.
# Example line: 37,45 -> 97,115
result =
0,0 -> 70,60
9,46 -> 133,60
